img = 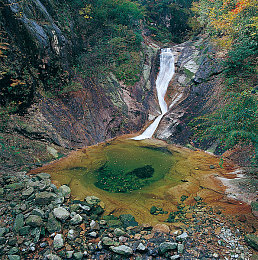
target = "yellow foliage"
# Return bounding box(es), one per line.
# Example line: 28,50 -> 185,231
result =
10,79 -> 26,87
192,0 -> 258,48
79,4 -> 93,20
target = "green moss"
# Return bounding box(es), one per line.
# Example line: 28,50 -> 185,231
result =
95,164 -> 155,193
183,68 -> 195,79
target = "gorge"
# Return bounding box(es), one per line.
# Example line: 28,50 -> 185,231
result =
0,0 -> 257,259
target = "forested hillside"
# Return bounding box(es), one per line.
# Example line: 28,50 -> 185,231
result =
0,0 -> 257,169
189,0 -> 257,170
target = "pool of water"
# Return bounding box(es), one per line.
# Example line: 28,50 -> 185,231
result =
31,137 -> 242,224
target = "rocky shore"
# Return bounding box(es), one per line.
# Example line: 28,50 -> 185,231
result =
0,171 -> 257,260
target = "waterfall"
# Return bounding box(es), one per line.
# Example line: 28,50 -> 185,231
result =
132,48 -> 175,140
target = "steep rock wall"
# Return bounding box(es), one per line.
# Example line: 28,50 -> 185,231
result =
0,0 -> 160,172
155,37 -> 223,150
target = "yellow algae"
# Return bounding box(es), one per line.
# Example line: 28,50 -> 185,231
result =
30,137 -> 250,225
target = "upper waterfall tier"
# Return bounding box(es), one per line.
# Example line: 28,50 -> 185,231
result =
133,48 -> 175,140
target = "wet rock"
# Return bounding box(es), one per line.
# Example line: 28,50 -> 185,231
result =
35,192 -> 57,205
114,228 -> 125,236
106,220 -> 123,228
46,214 -> 61,233
150,206 -> 157,214
73,252 -> 83,259
178,243 -> 184,254
245,234 -> 258,250
22,187 -> 34,198
26,215 -> 43,227
90,220 -> 100,230
13,214 -> 24,233
70,214 -> 82,225
110,245 -> 133,256
159,242 -> 178,254
85,196 -> 100,205
46,254 -> 62,260
119,214 -> 138,228
102,237 -> 116,246
152,224 -> 170,234
176,232 -> 188,241
53,207 -> 70,221
7,255 -> 20,260
36,173 -> 51,180
59,185 -> 71,198
53,234 -> 64,250
137,242 -> 146,252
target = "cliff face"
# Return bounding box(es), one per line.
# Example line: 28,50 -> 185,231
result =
0,0 -> 160,172
155,37 -> 223,150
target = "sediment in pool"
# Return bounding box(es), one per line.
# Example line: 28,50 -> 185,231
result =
30,137 -> 251,225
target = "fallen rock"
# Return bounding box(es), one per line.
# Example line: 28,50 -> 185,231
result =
13,214 -> 24,233
46,214 -> 62,233
152,224 -> 170,234
245,234 -> 258,250
26,215 -> 43,227
70,214 -> 82,225
22,187 -> 34,198
119,214 -> 138,228
114,228 -> 125,236
110,245 -> 133,256
102,237 -> 116,246
35,192 -> 57,205
159,242 -> 178,254
85,196 -> 100,205
59,185 -> 71,198
53,234 -> 64,250
53,207 -> 70,221
176,232 -> 188,241
137,242 -> 146,251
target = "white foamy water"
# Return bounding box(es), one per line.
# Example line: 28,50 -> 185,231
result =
133,48 -> 176,140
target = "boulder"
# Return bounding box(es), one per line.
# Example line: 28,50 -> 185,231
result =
26,215 -> 43,227
245,234 -> 258,250
59,185 -> 71,198
53,207 -> 70,221
110,245 -> 133,256
53,234 -> 64,250
119,214 -> 138,228
35,192 -> 57,205
159,242 -> 177,254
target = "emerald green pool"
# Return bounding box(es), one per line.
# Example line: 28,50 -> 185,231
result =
32,137 -> 230,224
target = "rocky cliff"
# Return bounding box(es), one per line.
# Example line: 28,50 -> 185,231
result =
0,0 -> 161,172
155,37 -> 223,152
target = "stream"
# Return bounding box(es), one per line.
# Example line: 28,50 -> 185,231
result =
30,49 -> 250,225
133,48 -> 175,140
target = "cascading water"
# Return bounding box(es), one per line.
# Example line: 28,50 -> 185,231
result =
133,48 -> 175,140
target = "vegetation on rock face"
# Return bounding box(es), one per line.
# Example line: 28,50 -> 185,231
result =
190,0 -> 257,164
